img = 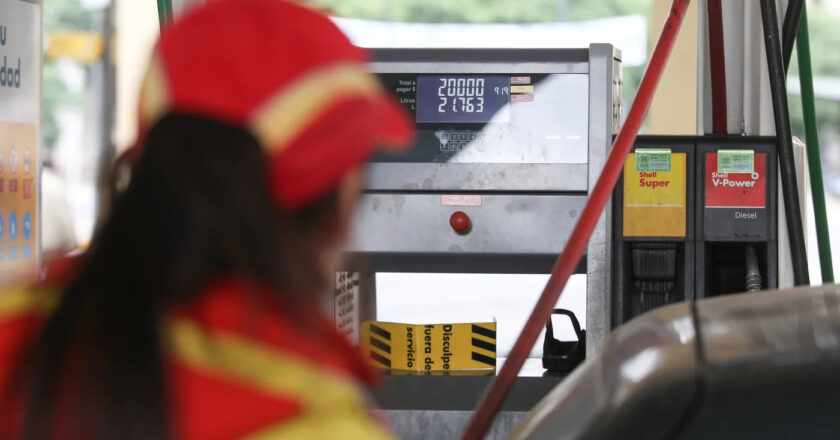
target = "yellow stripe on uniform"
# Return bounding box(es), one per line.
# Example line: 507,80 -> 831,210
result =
169,319 -> 367,412
138,52 -> 171,128
0,287 -> 60,319
249,62 -> 381,152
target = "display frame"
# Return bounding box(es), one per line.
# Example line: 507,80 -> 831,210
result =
366,48 -> 600,192
415,75 -> 511,123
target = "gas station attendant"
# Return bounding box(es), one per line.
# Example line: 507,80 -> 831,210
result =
0,0 -> 412,438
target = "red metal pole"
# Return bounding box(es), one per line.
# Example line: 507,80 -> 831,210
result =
460,1 -> 692,438
707,0 -> 728,133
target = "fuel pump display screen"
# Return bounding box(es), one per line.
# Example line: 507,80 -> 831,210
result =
375,73 -> 589,164
416,76 -> 510,123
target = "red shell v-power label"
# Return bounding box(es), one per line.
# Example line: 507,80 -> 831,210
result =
705,153 -> 766,208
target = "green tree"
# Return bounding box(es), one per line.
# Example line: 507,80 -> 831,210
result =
313,0 -> 647,23
41,0 -> 100,150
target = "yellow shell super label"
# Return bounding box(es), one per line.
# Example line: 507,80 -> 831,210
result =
361,321 -> 496,374
623,152 -> 686,237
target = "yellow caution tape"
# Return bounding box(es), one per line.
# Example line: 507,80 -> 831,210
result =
361,321 -> 496,373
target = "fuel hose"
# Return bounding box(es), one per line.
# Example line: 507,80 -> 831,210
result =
794,3 -> 834,283
781,0 -> 804,73
759,0 -> 810,286
156,0 -> 174,28
707,0 -> 728,134
460,1 -> 693,438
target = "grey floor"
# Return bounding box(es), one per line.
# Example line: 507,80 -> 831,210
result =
378,410 -> 529,440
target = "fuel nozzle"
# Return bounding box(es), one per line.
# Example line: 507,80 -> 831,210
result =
745,245 -> 763,292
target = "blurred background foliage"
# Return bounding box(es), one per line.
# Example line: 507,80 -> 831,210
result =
42,0 -> 100,150
312,0 -> 648,23
42,0 -> 840,192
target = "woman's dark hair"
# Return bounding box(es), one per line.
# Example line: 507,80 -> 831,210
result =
17,113 -> 341,440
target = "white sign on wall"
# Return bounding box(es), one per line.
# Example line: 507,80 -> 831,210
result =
0,0 -> 41,282
0,0 -> 40,124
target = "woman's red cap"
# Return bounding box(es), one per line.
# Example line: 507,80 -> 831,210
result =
136,0 -> 413,209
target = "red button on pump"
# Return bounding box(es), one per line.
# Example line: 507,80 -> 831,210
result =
450,211 -> 471,233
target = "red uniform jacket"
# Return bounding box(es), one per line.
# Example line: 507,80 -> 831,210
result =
0,262 -> 391,440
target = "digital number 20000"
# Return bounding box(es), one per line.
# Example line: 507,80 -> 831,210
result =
437,78 -> 485,113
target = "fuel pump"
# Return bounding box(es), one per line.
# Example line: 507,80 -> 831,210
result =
341,45 -> 622,438
612,137 -> 694,326
696,139 -> 778,296
613,136 -> 778,323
